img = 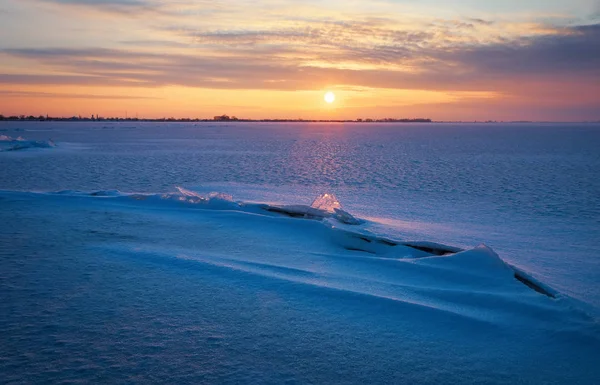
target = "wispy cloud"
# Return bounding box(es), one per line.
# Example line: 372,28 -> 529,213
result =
2,22 -> 598,92
33,0 -> 161,14
0,89 -> 160,100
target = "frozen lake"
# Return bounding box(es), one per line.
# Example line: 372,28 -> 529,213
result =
1,121 -> 599,384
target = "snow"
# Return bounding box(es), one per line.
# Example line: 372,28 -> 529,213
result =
1,121 -> 599,384
1,188 -> 598,384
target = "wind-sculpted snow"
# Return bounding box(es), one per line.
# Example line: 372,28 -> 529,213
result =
5,187 -> 590,301
115,187 -> 363,225
1,188 -> 599,384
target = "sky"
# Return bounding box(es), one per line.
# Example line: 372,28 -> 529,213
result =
0,0 -> 599,121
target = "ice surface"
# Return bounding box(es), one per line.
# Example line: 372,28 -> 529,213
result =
332,208 -> 362,225
172,186 -> 236,207
1,121 -> 599,384
0,134 -> 24,141
260,192 -> 361,225
311,193 -> 342,212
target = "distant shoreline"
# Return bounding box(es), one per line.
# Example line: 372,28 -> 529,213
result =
0,117 -> 431,123
1,116 -> 598,124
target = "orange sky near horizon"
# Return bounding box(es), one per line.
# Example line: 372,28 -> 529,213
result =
0,0 -> 599,121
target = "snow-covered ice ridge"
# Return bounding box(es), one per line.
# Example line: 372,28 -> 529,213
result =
33,187 -> 576,303
0,134 -> 55,151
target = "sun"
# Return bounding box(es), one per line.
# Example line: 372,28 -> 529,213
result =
324,91 -> 335,104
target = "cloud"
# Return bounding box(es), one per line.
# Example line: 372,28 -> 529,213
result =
1,13 -> 598,120
29,0 -> 224,18
118,39 -> 190,48
34,0 -> 158,13
443,23 -> 600,76
0,73 -> 157,87
44,0 -> 147,5
0,90 -> 159,99
468,18 -> 494,26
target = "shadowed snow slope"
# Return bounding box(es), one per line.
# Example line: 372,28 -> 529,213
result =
1,188 -> 599,384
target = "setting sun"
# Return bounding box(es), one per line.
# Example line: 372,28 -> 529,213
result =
324,92 -> 336,104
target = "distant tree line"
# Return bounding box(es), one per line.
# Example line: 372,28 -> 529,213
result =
0,114 -> 48,121
0,114 -> 432,123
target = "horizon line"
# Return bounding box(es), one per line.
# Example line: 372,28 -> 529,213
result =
1,114 -> 600,124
